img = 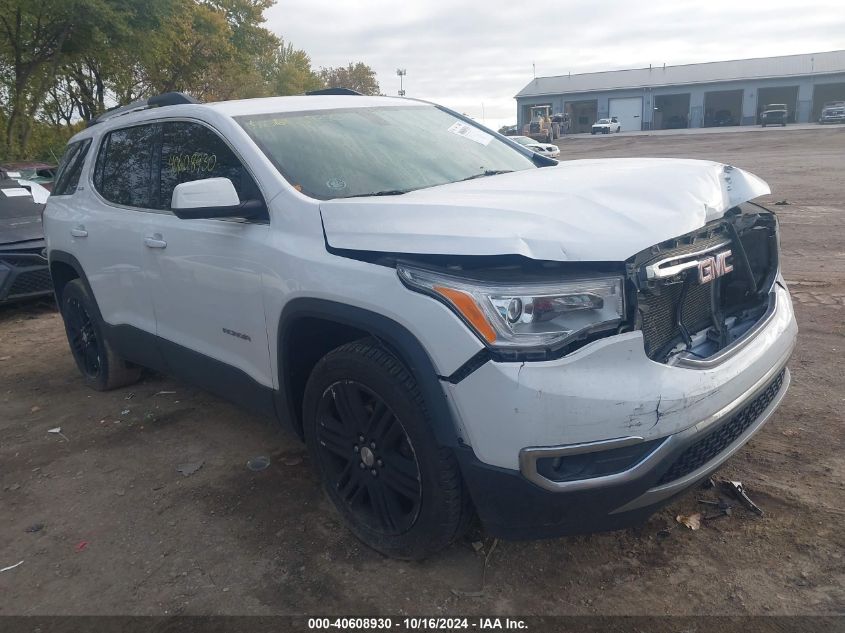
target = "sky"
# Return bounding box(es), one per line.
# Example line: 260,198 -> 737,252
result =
264,0 -> 845,132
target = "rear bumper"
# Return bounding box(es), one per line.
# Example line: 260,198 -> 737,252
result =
0,247 -> 53,304
457,364 -> 790,539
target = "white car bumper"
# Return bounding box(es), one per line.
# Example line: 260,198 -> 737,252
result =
446,281 -> 797,474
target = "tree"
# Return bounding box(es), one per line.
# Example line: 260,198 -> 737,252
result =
266,41 -> 323,96
319,62 -> 380,95
0,0 -> 76,155
0,1 -> 379,160
0,0 -> 161,156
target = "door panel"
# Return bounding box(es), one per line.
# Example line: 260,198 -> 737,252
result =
146,216 -> 274,387
145,120 -> 273,388
73,125 -> 159,337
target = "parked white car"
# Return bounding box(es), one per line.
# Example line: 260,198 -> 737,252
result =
592,117 -> 622,134
509,135 -> 560,158
44,93 -> 797,559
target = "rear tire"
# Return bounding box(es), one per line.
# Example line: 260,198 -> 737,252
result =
303,340 -> 470,559
60,279 -> 141,391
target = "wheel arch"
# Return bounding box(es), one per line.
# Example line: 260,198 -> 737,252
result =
48,251 -> 98,314
277,299 -> 460,447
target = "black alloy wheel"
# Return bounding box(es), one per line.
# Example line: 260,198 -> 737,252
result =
315,380 -> 422,535
303,340 -> 469,559
60,279 -> 141,391
64,294 -> 102,379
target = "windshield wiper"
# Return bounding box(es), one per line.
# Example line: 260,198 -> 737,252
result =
345,189 -> 409,198
458,169 -> 514,182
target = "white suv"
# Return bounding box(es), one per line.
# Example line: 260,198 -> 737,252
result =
44,92 -> 797,559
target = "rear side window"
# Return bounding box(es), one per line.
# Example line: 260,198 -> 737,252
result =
52,139 -> 91,196
157,121 -> 261,210
93,124 -> 156,208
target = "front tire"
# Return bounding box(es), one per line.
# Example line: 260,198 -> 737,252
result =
303,340 -> 469,559
60,279 -> 141,391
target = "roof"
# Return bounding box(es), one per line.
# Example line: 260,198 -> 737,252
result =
517,50 -> 845,98
206,94 -> 412,116
68,94 -> 419,144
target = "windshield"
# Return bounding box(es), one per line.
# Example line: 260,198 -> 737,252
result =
511,136 -> 537,146
596,119 -> 610,124
236,105 -> 536,199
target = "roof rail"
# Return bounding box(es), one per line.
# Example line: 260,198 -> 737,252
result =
305,87 -> 362,96
88,92 -> 199,127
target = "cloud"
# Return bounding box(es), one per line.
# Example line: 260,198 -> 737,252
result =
266,0 -> 845,128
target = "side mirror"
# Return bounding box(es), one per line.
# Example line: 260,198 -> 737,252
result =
171,177 -> 266,220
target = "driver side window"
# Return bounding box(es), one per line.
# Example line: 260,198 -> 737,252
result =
156,121 -> 263,214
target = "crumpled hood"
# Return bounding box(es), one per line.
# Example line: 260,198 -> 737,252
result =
0,214 -> 44,246
320,158 -> 770,262
1,180 -> 46,246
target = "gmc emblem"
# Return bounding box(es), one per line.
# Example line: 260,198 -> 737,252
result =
698,249 -> 733,284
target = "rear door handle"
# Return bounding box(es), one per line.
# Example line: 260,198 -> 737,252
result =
70,226 -> 88,238
144,234 -> 167,249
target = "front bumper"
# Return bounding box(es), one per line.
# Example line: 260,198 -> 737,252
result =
0,246 -> 52,304
820,115 -> 845,123
458,367 -> 789,538
447,282 -> 797,537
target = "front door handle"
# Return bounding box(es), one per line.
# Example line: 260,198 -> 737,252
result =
144,234 -> 167,249
70,226 -> 88,238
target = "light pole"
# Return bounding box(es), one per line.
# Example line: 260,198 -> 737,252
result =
396,69 -> 406,97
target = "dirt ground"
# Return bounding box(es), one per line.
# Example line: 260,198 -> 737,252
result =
1,127 -> 843,616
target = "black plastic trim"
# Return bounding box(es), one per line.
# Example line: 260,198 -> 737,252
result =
277,298 -> 461,446
305,88 -> 362,96
172,198 -> 267,220
97,325 -> 276,420
455,444 -> 702,540
148,92 -> 199,107
441,349 -> 491,384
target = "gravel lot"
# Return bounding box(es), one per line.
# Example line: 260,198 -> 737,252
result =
1,127 -> 843,616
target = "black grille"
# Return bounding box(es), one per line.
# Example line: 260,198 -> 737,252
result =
656,369 -> 786,485
637,231 -> 729,358
635,218 -> 778,361
8,268 -> 53,297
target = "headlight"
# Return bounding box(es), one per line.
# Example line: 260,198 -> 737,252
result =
398,265 -> 625,349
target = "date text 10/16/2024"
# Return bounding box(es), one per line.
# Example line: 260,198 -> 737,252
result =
307,618 -> 528,630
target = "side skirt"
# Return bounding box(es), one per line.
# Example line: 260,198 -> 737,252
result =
105,323 -> 281,423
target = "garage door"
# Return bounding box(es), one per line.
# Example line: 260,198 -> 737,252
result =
609,97 -> 643,132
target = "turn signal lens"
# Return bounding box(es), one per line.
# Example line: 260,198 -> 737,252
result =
433,286 -> 497,343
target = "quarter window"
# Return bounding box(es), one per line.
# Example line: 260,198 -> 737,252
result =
157,121 -> 261,210
94,124 -> 156,207
52,139 -> 91,196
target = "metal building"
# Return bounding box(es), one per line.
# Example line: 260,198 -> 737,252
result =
515,50 -> 845,133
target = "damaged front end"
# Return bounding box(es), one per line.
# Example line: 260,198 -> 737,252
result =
628,203 -> 780,366
0,242 -> 52,305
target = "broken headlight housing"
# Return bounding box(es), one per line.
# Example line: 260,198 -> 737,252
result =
398,265 -> 625,349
